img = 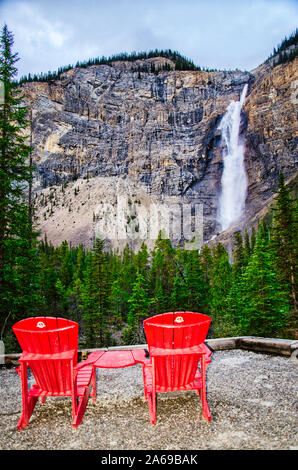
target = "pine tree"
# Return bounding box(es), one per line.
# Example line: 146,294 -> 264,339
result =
58,241 -> 74,289
149,247 -> 167,314
200,245 -> 212,288
0,25 -> 42,348
226,270 -> 247,336
80,251 -> 99,347
116,244 -> 136,321
232,232 -> 245,272
227,232 -> 251,336
271,173 -> 297,324
109,278 -> 124,327
125,272 -> 152,344
151,272 -> 165,316
134,241 -> 149,278
81,238 -> 110,347
209,243 -> 232,336
251,226 -> 256,251
39,249 -> 65,317
243,228 -> 251,265
169,262 -> 189,310
67,243 -> 85,324
174,248 -> 209,312
240,224 -> 289,337
167,246 -> 187,310
149,232 -> 176,313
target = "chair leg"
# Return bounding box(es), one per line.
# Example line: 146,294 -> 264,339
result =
18,364 -> 39,430
148,391 -> 157,425
18,396 -> 39,430
72,382 -> 92,428
200,386 -> 211,422
92,367 -> 97,403
200,356 -> 211,422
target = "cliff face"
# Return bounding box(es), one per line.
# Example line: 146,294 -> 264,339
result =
22,57 -> 297,249
243,60 -> 297,216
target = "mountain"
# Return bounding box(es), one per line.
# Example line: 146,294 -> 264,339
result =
21,48 -> 297,251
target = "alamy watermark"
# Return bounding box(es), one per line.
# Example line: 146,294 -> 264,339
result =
94,196 -> 204,250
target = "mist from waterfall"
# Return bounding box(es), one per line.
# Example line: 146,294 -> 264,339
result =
217,84 -> 248,232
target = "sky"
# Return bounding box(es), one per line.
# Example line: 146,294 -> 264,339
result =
1,0 -> 298,79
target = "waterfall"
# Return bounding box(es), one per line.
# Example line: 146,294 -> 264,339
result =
217,84 -> 248,232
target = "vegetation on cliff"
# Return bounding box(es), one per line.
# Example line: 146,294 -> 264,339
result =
267,28 -> 298,66
16,49 -> 216,86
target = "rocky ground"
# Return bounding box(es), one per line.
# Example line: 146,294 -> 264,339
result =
0,349 -> 297,451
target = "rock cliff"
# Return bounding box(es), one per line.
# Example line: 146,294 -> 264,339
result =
22,56 -> 297,250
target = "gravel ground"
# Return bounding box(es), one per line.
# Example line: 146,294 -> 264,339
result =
0,349 -> 297,451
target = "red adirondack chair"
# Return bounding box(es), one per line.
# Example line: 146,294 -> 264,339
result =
142,311 -> 212,424
12,317 -> 96,429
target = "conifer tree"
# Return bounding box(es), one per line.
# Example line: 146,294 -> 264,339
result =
240,224 -> 289,337
232,232 -> 245,272
170,274 -> 188,310
81,238 -> 110,347
58,241 -> 74,290
149,246 -> 167,314
117,243 -> 136,319
151,273 -> 165,316
174,248 -> 209,312
109,278 -> 124,327
67,244 -> 86,323
169,247 -> 189,310
271,173 -> 297,321
226,232 -> 249,336
209,243 -> 232,335
0,25 -> 42,347
134,241 -> 149,278
80,250 -> 99,347
200,245 -> 212,289
251,226 -> 256,251
243,228 -> 251,265
188,250 -> 210,312
149,232 -> 176,313
125,271 -> 152,344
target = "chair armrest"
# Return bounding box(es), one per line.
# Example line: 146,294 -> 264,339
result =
131,349 -> 150,365
149,345 -> 205,357
19,350 -> 76,362
74,351 -> 105,370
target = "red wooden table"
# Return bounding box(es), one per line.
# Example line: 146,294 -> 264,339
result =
93,349 -> 147,368
80,345 -> 211,370
79,349 -> 148,402
80,349 -> 149,369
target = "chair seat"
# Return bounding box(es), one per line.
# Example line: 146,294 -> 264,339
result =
27,365 -> 94,398
143,363 -> 202,393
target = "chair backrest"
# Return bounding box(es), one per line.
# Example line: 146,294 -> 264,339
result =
13,317 -> 78,394
144,312 -> 211,389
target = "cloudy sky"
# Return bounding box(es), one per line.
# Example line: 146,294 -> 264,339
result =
1,0 -> 297,78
